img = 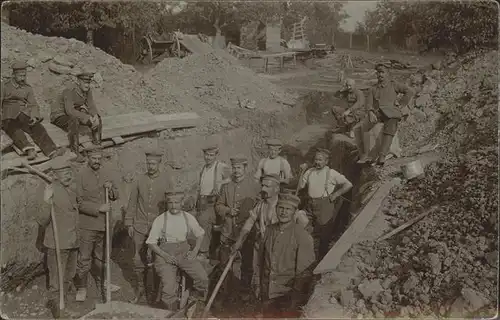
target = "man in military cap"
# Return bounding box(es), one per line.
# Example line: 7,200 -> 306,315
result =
259,192 -> 315,318
37,158 -> 78,317
196,144 -> 231,260
74,144 -> 120,302
124,150 -> 175,303
358,63 -> 414,165
254,138 -> 293,185
214,154 -> 259,303
298,148 -> 353,259
232,174 -> 308,297
331,78 -> 365,138
1,60 -> 64,160
147,190 -> 209,311
51,69 -> 102,163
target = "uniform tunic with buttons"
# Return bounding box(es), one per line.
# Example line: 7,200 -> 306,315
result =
366,80 -> 413,119
51,84 -> 99,124
260,223 -> 315,300
125,171 -> 175,235
1,79 -> 41,120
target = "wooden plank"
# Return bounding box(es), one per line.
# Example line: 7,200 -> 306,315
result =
154,112 -> 201,130
314,178 -> 401,274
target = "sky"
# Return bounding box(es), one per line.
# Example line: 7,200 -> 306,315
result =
340,1 -> 378,32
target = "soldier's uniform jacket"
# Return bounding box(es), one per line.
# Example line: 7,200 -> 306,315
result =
215,177 -> 259,241
334,87 -> 365,110
1,79 -> 41,120
75,165 -> 119,231
51,83 -> 99,124
37,181 -> 79,250
366,80 -> 414,119
260,223 -> 315,300
124,171 -> 175,235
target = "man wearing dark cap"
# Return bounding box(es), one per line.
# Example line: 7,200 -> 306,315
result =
214,154 -> 259,302
358,63 -> 414,165
196,144 -> 231,260
1,60 -> 64,160
232,174 -> 308,298
124,150 -> 175,303
147,191 -> 208,311
254,138 -> 293,185
51,69 -> 102,163
37,158 -> 78,317
259,193 -> 315,318
298,148 -> 353,259
74,144 -> 120,302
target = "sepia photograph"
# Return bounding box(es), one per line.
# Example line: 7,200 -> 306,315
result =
0,0 -> 498,319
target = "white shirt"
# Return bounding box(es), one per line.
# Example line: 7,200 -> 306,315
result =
199,161 -> 229,196
299,166 -> 349,198
254,156 -> 293,181
146,210 -> 205,244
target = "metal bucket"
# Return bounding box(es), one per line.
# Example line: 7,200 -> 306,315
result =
401,160 -> 424,180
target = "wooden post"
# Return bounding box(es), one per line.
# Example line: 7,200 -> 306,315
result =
349,32 -> 353,49
366,34 -> 370,52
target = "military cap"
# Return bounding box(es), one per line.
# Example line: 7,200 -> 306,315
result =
315,148 -> 331,157
261,173 -> 281,185
230,154 -> 248,165
266,139 -> 283,147
202,145 -> 219,153
51,158 -> 71,171
85,144 -> 103,155
11,60 -> 28,71
344,78 -> 355,87
165,190 -> 185,200
76,69 -> 95,81
375,63 -> 387,71
145,150 -> 163,159
277,193 -> 301,209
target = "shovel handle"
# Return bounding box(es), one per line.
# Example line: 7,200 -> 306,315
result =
21,162 -> 53,183
105,187 -> 112,303
202,253 -> 237,318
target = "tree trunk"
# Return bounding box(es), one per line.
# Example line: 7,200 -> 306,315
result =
86,29 -> 94,45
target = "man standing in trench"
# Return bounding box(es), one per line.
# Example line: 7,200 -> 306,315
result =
254,139 -> 293,186
214,154 -> 259,303
124,150 -> 175,304
298,148 -> 353,259
259,193 -> 315,318
51,69 -> 103,163
74,145 -> 120,302
357,64 -> 414,165
196,145 -> 231,261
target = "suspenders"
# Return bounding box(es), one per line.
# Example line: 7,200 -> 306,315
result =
305,167 -> 332,197
262,157 -> 285,179
198,161 -> 219,194
160,211 -> 191,243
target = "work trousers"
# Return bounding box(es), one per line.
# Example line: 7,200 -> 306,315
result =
155,241 -> 209,310
52,114 -> 102,152
1,113 -> 57,156
47,248 -> 78,299
196,196 -> 217,258
305,197 -> 344,259
132,231 -> 153,292
218,235 -> 254,296
75,229 -> 106,290
360,110 -> 399,136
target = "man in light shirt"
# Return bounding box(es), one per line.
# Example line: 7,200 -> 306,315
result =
254,139 -> 293,185
298,148 -> 353,259
147,191 -> 209,311
196,145 -> 231,260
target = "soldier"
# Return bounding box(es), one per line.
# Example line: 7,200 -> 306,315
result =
298,148 -> 353,259
146,191 -> 209,311
232,174 -> 308,297
1,60 -> 64,160
331,78 -> 365,138
259,193 -> 315,318
74,145 -> 120,302
196,145 -> 231,260
358,64 -> 414,165
124,150 -> 175,303
254,139 -> 293,185
37,158 -> 78,317
214,154 -> 259,303
51,69 -> 103,163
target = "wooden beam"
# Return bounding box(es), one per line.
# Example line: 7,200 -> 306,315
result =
314,178 -> 401,274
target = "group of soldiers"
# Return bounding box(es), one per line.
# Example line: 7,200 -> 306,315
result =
2,58 -> 415,318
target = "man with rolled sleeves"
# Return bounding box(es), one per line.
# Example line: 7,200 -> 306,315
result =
1,60 -> 64,160
37,158 -> 78,317
254,139 -> 293,185
51,69 -> 102,163
74,145 -> 120,302
214,154 -> 259,302
298,148 -> 353,259
232,174 -> 308,297
358,63 -> 414,165
259,193 -> 315,318
147,191 -> 209,311
196,145 -> 231,260
124,150 -> 175,303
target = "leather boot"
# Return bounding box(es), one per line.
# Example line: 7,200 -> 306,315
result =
377,134 -> 394,165
26,148 -> 37,161
91,128 -> 102,145
357,132 -> 373,164
69,134 -> 85,163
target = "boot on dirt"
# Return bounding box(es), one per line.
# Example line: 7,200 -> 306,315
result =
357,132 -> 373,164
129,287 -> 145,304
26,148 -> 37,161
376,134 -> 394,166
49,148 -> 67,159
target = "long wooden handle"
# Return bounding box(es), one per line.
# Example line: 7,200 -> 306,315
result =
50,204 -> 65,310
21,162 -> 53,183
105,187 -> 112,303
202,253 -> 237,318
377,206 -> 436,242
